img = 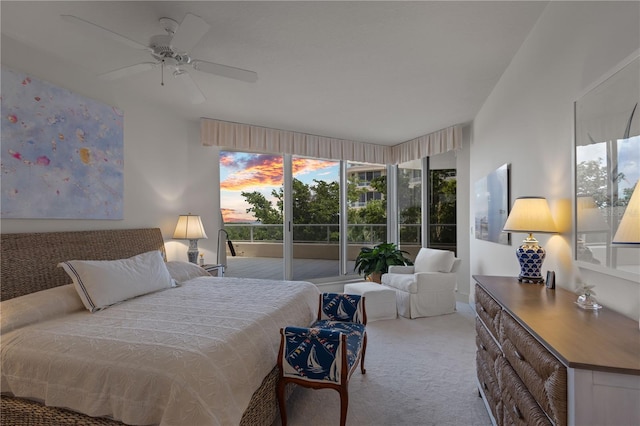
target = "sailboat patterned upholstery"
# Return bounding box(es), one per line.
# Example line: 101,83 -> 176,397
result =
277,293 -> 367,426
317,292 -> 366,324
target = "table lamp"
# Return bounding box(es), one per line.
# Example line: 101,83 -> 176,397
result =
503,197 -> 557,283
612,182 -> 639,246
173,214 -> 208,263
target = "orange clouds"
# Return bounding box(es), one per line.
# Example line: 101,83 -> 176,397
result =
221,156 -> 282,191
219,152 -> 235,166
220,156 -> 335,191
292,158 -> 333,176
220,208 -> 250,223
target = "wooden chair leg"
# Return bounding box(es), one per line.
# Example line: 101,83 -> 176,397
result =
277,379 -> 288,426
360,332 -> 367,374
338,387 -> 349,426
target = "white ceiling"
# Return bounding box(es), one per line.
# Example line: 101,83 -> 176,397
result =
1,1 -> 548,146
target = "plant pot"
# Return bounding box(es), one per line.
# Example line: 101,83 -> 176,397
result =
367,272 -> 382,284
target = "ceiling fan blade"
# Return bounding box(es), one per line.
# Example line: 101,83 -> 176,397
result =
60,15 -> 149,51
174,71 -> 206,104
99,62 -> 157,81
192,60 -> 258,83
170,13 -> 210,54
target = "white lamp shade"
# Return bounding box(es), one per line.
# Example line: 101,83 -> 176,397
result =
503,197 -> 557,233
612,183 -> 640,244
173,214 -> 208,240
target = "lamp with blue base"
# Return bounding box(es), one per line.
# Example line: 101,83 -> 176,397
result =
173,214 -> 208,264
503,197 -> 557,284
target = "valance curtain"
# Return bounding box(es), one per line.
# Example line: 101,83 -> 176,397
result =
200,118 -> 461,164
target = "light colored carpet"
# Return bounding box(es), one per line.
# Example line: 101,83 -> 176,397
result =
273,303 -> 492,426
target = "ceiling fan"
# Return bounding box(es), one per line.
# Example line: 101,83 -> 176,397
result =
60,13 -> 258,104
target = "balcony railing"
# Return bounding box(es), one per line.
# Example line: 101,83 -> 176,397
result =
224,222 -> 456,247
225,223 -> 388,245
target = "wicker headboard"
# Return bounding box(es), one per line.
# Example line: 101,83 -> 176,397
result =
1,228 -> 166,301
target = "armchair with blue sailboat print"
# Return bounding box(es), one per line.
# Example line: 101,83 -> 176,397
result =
277,293 -> 367,426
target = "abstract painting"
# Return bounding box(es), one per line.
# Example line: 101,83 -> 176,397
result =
1,67 -> 124,219
474,163 -> 510,245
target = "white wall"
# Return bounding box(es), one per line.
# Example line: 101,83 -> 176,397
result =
456,125 -> 472,301
470,1 -> 640,320
1,34 -> 223,263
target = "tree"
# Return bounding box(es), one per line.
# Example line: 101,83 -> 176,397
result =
622,183 -> 636,204
239,167 -> 457,247
577,158 -> 628,208
397,170 -> 421,243
429,169 -> 457,245
239,190 -> 282,241
577,159 -> 609,207
246,178 -> 342,242
241,191 -> 281,224
308,180 -> 340,225
346,174 -> 387,243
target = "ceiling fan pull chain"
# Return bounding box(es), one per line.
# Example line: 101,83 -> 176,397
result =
161,60 -> 165,86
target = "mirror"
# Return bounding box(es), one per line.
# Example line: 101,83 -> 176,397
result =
574,53 -> 639,280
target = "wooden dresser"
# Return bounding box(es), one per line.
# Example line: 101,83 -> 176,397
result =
473,275 -> 640,426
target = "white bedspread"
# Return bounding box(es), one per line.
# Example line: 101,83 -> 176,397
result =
1,277 -> 319,425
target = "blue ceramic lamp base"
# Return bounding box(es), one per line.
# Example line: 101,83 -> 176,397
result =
187,239 -> 199,264
516,236 -> 546,284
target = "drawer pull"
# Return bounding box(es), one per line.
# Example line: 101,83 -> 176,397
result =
480,306 -> 487,312
514,349 -> 524,361
513,405 -> 523,420
480,343 -> 487,351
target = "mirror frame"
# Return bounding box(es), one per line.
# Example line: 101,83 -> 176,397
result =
574,50 -> 640,281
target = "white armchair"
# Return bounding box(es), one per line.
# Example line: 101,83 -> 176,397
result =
381,248 -> 461,319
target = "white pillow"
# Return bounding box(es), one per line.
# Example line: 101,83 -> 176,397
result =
59,250 -> 173,313
166,261 -> 211,284
1,284 -> 84,334
414,248 -> 455,273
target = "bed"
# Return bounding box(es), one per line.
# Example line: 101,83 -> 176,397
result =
0,228 -> 319,426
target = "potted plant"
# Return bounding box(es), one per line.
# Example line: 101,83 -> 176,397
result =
354,242 -> 413,283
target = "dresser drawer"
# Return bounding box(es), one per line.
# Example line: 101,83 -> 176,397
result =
475,284 -> 502,339
476,317 -> 502,371
500,312 -> 567,426
498,357 -> 552,426
477,355 -> 503,425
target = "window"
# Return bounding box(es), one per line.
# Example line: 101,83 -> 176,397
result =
291,156 -> 341,280
398,160 -> 422,249
429,168 -> 457,252
219,150 -> 456,281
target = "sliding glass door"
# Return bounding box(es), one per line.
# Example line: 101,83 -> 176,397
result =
346,162 -> 387,276
219,149 -> 457,280
428,151 -> 457,254
291,156 -> 340,280
219,151 -> 284,279
398,160 -> 422,261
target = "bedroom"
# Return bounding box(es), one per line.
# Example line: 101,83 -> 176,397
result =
1,1 -> 639,425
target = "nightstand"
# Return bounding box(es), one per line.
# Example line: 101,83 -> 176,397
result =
202,264 -> 224,277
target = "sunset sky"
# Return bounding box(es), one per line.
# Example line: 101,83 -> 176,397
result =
220,151 -> 338,222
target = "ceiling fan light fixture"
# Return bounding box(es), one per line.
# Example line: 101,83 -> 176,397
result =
159,17 -> 179,35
